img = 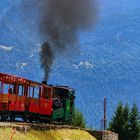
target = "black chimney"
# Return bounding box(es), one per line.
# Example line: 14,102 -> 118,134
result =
42,81 -> 47,84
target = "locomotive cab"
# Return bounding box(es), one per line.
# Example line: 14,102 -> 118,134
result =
53,86 -> 75,123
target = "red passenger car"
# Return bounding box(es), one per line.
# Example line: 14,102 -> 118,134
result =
0,73 -> 53,121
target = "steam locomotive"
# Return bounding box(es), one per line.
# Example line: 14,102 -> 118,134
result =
0,73 -> 75,123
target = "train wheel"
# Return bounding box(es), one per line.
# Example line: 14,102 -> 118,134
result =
10,114 -> 15,122
29,118 -> 33,123
23,117 -> 27,122
1,116 -> 7,121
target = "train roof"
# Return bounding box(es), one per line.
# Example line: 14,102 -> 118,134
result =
0,72 -> 41,86
0,73 -> 74,91
54,85 -> 75,92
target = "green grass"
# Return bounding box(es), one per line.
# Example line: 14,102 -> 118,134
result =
0,128 -> 97,140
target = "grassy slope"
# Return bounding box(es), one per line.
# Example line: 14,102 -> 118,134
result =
0,128 -> 97,140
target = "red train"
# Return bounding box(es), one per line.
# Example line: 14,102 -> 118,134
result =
0,73 -> 75,123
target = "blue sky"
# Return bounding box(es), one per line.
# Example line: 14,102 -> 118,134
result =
0,0 -> 140,128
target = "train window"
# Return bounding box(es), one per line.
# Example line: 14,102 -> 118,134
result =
45,88 -> 48,93
43,87 -> 52,99
54,88 -> 69,99
28,86 -> 39,98
3,84 -> 14,94
47,88 -> 52,99
43,87 -> 48,99
28,87 -> 33,97
28,87 -> 30,97
34,86 -> 39,98
46,94 -> 50,99
31,87 -> 35,98
3,84 -> 9,94
18,85 -> 24,96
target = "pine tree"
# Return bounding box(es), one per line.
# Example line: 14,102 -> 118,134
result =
109,102 -> 140,140
71,109 -> 86,128
122,104 -> 130,140
109,102 -> 125,140
129,103 -> 140,140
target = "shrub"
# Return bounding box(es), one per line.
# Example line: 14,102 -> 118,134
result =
71,109 -> 86,128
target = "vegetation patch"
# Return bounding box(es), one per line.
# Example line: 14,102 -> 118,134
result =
0,128 -> 97,140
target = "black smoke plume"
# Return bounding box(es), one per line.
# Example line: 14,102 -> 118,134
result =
40,42 -> 54,80
22,0 -> 98,81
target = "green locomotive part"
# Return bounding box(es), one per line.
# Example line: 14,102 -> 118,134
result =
62,99 -> 71,121
52,108 -> 64,120
52,86 -> 75,123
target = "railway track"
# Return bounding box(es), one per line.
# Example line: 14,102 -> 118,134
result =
0,122 -> 85,132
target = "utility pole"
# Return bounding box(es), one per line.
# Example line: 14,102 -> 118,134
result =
104,97 -> 107,130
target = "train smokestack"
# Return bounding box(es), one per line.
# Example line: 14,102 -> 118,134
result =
42,81 -> 47,85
